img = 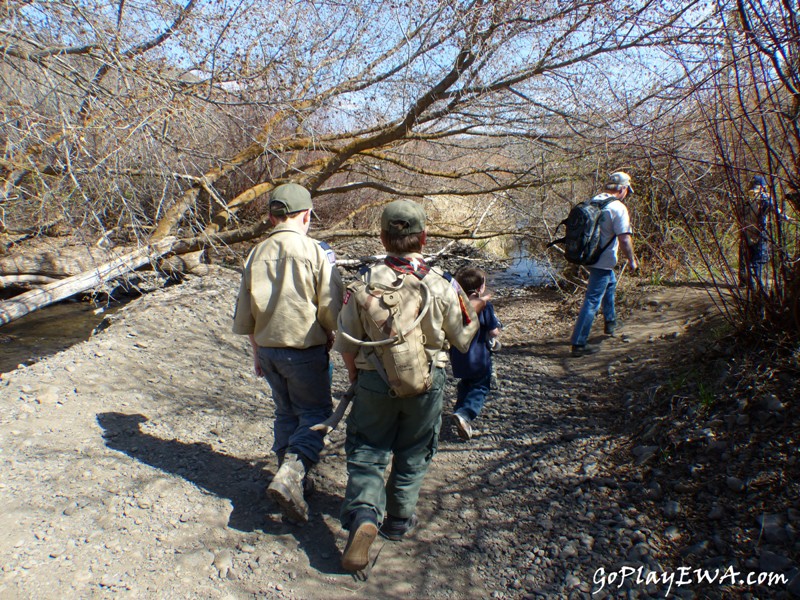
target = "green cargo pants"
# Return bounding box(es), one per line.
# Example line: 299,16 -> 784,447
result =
341,366 -> 445,526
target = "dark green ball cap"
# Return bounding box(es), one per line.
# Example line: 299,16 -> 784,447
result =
381,200 -> 426,234
269,183 -> 312,215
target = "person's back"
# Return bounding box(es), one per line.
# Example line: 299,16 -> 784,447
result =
587,192 -> 630,271
334,199 -> 481,573
232,182 -> 343,526
240,225 -> 340,348
449,302 -> 497,378
447,266 -> 501,440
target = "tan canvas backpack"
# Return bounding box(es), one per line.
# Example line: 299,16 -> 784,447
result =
338,273 -> 432,397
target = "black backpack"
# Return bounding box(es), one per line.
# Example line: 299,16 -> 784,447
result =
547,198 -> 616,265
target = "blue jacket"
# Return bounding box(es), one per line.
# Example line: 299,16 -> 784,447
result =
449,301 -> 501,379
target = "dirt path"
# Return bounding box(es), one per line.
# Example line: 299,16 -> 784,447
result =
0,268 -> 790,599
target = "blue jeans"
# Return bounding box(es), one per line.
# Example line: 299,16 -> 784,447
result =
747,241 -> 768,285
454,369 -> 492,421
256,345 -> 332,465
571,267 -> 617,347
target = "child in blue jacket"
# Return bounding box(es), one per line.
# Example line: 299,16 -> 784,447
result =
449,266 -> 502,440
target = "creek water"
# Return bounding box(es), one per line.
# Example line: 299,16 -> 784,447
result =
0,300 -> 120,374
489,256 -> 555,288
0,254 -> 554,375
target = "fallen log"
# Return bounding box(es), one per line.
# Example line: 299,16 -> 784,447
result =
0,237 -> 176,327
0,245 -> 127,278
0,274 -> 60,287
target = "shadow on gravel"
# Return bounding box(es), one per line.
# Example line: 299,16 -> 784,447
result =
96,411 -> 345,575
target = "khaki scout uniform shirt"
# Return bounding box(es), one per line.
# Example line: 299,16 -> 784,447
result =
232,224 -> 344,348
334,253 -> 479,370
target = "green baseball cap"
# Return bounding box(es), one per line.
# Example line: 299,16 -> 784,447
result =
269,183 -> 313,216
381,200 -> 426,234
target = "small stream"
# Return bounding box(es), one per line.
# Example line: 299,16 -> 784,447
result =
0,300 -> 121,374
489,256 -> 554,288
0,254 -> 555,375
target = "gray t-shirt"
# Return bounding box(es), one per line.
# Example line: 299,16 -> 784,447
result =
591,193 -> 632,270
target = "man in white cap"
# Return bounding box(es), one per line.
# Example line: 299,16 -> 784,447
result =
570,172 -> 638,357
232,182 -> 343,524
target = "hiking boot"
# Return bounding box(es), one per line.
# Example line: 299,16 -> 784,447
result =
278,453 -> 315,497
604,320 -> 619,335
453,412 -> 473,441
267,453 -> 309,524
571,344 -> 600,357
341,509 -> 378,572
379,513 -> 419,541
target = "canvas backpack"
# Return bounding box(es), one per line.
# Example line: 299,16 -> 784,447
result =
547,197 -> 616,265
338,272 -> 432,397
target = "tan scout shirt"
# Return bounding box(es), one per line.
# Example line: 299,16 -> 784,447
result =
334,253 -> 479,370
232,224 -> 344,348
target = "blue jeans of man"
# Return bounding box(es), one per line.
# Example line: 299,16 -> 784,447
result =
454,368 -> 492,421
256,345 -> 332,465
571,267 -> 617,347
747,241 -> 768,286
341,367 -> 445,526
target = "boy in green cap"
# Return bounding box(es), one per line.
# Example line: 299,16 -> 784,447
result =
232,182 -> 343,525
334,199 -> 484,572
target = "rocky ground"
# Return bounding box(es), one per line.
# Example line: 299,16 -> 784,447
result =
1,257 -> 799,599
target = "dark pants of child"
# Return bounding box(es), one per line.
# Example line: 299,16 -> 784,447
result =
454,370 -> 492,421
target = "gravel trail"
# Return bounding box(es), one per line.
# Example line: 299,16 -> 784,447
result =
1,266 -> 796,599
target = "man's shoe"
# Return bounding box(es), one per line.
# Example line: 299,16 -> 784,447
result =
604,320 -> 620,335
341,510 -> 379,572
571,345 -> 600,357
267,454 -> 309,524
453,413 -> 473,441
379,513 -> 419,541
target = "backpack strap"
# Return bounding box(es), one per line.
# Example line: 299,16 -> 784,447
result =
592,198 -> 617,258
337,275 -> 432,347
591,197 -> 616,209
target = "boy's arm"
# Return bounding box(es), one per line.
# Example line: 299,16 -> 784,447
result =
468,290 -> 490,314
341,351 -> 358,384
486,301 -> 502,338
443,283 -> 479,354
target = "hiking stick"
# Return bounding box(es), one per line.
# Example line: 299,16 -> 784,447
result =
311,383 -> 356,435
617,260 -> 628,285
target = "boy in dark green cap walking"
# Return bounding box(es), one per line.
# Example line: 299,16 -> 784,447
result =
334,199 -> 484,572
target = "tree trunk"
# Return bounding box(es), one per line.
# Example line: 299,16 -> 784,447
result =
0,238 -> 176,326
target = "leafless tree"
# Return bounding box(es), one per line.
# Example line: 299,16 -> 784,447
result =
617,0 -> 800,336
1,0 -> 713,321
1,0 -> 706,235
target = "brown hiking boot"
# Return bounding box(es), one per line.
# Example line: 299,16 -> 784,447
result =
267,453 -> 309,524
341,510 -> 378,572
